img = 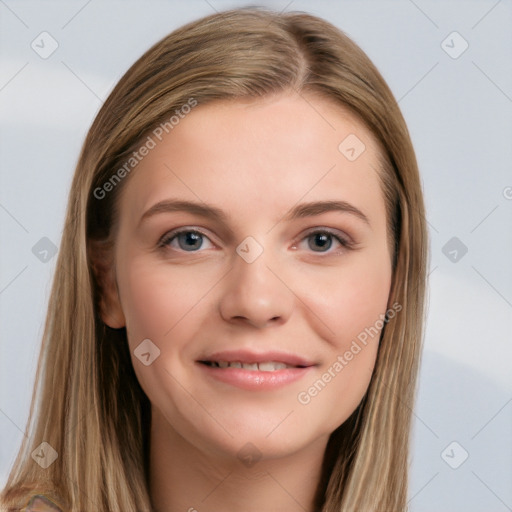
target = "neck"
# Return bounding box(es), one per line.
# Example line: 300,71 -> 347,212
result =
148,407 -> 328,512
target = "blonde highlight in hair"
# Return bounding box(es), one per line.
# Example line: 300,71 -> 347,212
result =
1,8 -> 427,511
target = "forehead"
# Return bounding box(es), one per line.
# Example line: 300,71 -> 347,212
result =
117,92 -> 385,230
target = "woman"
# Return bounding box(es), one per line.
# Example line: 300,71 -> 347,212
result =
1,7 -> 428,512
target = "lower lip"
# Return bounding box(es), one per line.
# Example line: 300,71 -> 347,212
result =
197,363 -> 314,390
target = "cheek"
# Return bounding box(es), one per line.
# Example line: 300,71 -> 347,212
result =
118,257 -> 218,345
292,249 -> 391,430
116,257 -> 216,408
298,248 -> 392,351
333,264 -> 391,344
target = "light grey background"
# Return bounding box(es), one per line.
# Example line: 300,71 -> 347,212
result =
1,1 -> 511,511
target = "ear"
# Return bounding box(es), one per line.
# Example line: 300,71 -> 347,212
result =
88,239 -> 126,329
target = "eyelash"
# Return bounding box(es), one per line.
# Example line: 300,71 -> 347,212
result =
158,227 -> 355,255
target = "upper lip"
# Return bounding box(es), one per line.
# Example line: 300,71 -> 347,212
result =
198,349 -> 316,368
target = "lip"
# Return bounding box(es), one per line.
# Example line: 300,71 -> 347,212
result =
198,349 -> 316,368
196,349 -> 316,391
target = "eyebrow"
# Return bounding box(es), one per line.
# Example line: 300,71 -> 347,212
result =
138,199 -> 370,227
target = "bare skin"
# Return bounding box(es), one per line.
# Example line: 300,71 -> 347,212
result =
98,92 -> 393,512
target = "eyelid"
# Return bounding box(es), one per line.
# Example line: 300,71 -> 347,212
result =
292,227 -> 356,253
158,227 -> 216,249
299,226 -> 354,244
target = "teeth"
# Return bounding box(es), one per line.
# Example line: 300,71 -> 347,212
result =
208,361 -> 292,371
258,361 -> 288,371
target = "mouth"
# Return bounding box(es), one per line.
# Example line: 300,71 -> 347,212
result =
199,360 -> 306,371
196,350 -> 316,390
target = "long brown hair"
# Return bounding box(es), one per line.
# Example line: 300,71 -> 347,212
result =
1,8 -> 427,511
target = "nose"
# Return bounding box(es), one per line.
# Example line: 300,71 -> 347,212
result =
218,248 -> 294,329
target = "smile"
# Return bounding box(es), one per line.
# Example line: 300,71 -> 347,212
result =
197,350 -> 316,390
201,360 -> 298,371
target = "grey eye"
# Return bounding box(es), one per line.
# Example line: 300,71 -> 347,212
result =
307,232 -> 334,252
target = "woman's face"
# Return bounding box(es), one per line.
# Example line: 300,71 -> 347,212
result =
104,92 -> 393,462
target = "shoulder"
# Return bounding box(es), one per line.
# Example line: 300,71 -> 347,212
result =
25,494 -> 63,512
